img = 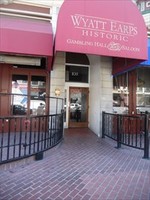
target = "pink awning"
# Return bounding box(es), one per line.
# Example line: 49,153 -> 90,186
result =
0,15 -> 53,58
55,0 -> 148,74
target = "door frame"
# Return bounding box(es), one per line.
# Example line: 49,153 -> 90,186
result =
64,83 -> 89,128
69,86 -> 89,128
65,85 -> 89,128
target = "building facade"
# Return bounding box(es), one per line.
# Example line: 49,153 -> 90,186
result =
0,2 -> 53,117
51,0 -> 148,136
113,0 -> 150,117
0,0 -> 148,136
136,0 -> 150,36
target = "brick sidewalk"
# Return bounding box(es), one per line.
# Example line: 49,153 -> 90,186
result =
0,128 -> 150,200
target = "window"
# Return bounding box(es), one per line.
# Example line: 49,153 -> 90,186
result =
66,65 -> 89,83
11,74 -> 47,115
65,52 -> 89,83
136,68 -> 150,113
30,76 -> 46,115
113,73 -> 129,114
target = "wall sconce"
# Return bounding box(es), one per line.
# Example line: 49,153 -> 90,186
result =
55,88 -> 61,96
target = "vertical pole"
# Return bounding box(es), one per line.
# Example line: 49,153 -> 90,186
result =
143,113 -> 149,159
61,109 -> 64,139
116,114 -> 121,148
56,98 -> 58,114
61,109 -> 65,139
102,111 -> 105,138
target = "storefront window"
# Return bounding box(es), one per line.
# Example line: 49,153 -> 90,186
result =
11,74 -> 46,115
136,68 -> 150,113
11,75 -> 28,115
30,76 -> 46,115
113,73 -> 129,114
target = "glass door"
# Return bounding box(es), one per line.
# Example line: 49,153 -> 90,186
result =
69,87 -> 89,128
30,76 -> 46,115
11,71 -> 48,116
11,75 -> 28,115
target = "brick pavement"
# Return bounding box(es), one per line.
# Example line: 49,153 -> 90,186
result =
0,128 -> 150,200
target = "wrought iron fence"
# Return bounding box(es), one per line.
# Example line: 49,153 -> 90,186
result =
0,93 -> 64,164
102,111 -> 150,159
0,113 -> 64,164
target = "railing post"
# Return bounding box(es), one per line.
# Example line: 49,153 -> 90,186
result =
143,113 -> 149,159
116,114 -> 121,148
61,109 -> 64,138
102,111 -> 105,138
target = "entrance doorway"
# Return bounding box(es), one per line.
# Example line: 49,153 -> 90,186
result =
69,87 -> 89,128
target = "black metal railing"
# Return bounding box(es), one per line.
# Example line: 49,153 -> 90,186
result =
0,113 -> 64,164
102,111 -> 150,159
0,93 -> 64,164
